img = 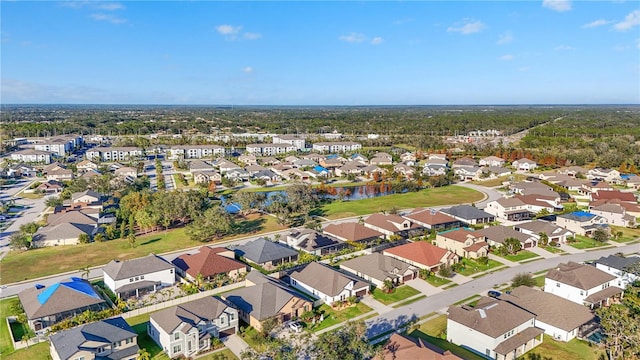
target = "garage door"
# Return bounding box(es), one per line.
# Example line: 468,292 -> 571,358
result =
403,274 -> 414,282
219,328 -> 236,337
356,289 -> 368,297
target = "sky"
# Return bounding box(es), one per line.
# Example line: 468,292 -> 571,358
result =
1,1 -> 639,105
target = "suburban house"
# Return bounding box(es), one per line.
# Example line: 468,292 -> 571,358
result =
580,182 -> 615,198
484,194 -> 561,222
19,277 -> 108,333
433,228 -> 489,259
440,205 -> 495,226
380,333 -> 463,360
589,203 -> 636,227
363,213 -> 421,239
46,167 -> 74,181
555,211 -> 609,236
188,159 -> 214,172
452,157 -> 478,168
102,254 -> 176,299
231,238 -> 298,271
213,158 -> 242,173
512,158 -> 537,171
383,241 -> 458,272
544,261 -> 623,308
172,246 -> 248,282
587,168 -> 621,182
32,210 -> 99,247
49,317 -> 139,360
323,222 -> 384,244
447,296 -> 544,360
509,181 -> 558,197
114,166 -> 138,179
590,198 -> 640,218
499,286 -> 595,342
285,228 -> 348,256
36,180 -> 64,194
453,166 -> 482,181
513,220 -> 574,244
477,225 -> 538,249
339,253 -> 418,289
482,166 -> 512,178
290,262 -> 370,304
593,255 -> 640,289
148,296 -> 238,358
403,208 -> 463,231
423,164 -> 448,176
480,156 -> 506,167
222,271 -> 313,332
192,170 -> 222,185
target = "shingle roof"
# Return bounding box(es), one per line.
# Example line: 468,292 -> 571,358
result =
103,254 -> 174,281
223,281 -> 308,321
290,262 -> 369,297
47,211 -> 97,227
438,228 -> 478,243
514,220 -> 570,236
287,229 -> 344,252
381,334 -> 462,360
591,190 -> 637,203
441,205 -> 494,221
545,262 -> 616,290
594,255 -> 640,272
323,222 -> 383,242
50,317 -> 138,360
404,208 -> 460,226
172,246 -> 246,278
364,213 -> 419,233
232,238 -> 298,264
340,253 -> 415,283
476,226 -> 534,245
19,278 -> 106,320
500,286 -> 594,331
447,297 -> 535,338
383,242 -> 449,268
150,296 -> 233,334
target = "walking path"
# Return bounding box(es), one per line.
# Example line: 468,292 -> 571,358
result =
527,246 -> 559,258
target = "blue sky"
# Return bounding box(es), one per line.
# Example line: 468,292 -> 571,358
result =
2,1 -> 639,105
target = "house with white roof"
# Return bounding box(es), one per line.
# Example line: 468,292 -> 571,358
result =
102,254 -> 176,299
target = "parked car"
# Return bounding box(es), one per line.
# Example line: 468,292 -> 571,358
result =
488,290 -> 501,298
288,321 -> 303,333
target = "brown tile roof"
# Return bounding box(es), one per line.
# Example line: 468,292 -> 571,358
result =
592,190 -> 637,203
323,222 -> 383,242
404,208 -> 459,226
463,241 -> 489,253
447,297 -> 535,338
477,226 -> 534,245
500,286 -> 594,331
584,286 -> 624,304
172,246 -> 247,278
380,333 -> 462,360
589,199 -> 640,213
493,327 -> 544,355
383,242 -> 450,268
545,262 -> 616,290
439,229 -> 478,243
364,213 -> 420,233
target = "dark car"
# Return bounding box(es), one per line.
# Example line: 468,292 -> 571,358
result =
488,290 -> 501,298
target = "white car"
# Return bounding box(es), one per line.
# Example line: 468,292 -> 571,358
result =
288,321 -> 303,333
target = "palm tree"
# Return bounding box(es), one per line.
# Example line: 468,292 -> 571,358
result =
137,348 -> 151,360
382,279 -> 395,294
79,265 -> 91,279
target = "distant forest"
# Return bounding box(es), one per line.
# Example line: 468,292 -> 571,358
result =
2,105 -> 640,169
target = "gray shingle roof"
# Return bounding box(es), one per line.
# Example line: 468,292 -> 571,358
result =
150,296 -> 233,334
594,255 -> 640,272
50,317 -> 138,360
546,262 -> 616,290
340,253 -> 414,283
290,262 -> 369,297
447,297 -> 535,338
103,254 -> 174,281
441,205 -> 494,221
19,278 -> 106,320
232,238 -> 298,264
223,280 -> 308,321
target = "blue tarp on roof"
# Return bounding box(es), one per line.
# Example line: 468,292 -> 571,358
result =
313,165 -> 329,173
37,278 -> 101,305
570,211 -> 592,218
326,154 -> 338,159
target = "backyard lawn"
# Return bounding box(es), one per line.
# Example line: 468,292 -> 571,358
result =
0,214 -> 286,284
0,297 -> 20,355
526,335 -> 606,360
1,342 -> 49,360
568,235 -> 609,250
456,258 -> 504,277
408,315 -> 487,360
371,285 -> 420,305
497,250 -> 539,263
309,302 -> 374,332
321,185 -> 484,219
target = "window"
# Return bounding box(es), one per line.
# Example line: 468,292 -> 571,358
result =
135,276 -> 139,281
220,316 -> 225,324
126,337 -> 133,344
230,313 -> 234,320
174,333 -> 180,340
170,269 -> 174,274
556,283 -> 560,288
75,357 -> 86,360
172,345 -> 181,354
140,275 -> 144,280
130,278 -> 134,282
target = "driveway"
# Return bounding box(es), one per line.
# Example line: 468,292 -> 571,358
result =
360,295 -> 393,314
404,278 -> 443,296
221,334 -> 250,358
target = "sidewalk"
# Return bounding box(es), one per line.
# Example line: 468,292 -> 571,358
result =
527,246 -> 559,258
559,243 -> 584,254
488,254 -> 519,267
404,278 -> 444,296
360,295 -> 393,314
221,334 -> 250,359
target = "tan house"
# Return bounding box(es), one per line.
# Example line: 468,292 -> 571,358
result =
433,228 -> 489,259
363,213 -> 421,239
323,222 -> 383,244
340,253 -> 418,288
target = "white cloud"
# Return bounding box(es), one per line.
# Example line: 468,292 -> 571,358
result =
216,24 -> 242,36
542,0 -> 572,12
97,3 -> 125,11
243,32 -> 262,40
90,13 -> 126,24
339,32 -> 367,43
370,37 -> 384,45
447,20 -> 486,35
554,45 -> 575,50
497,32 -> 513,45
242,66 -> 253,74
582,19 -> 611,28
614,10 -> 640,31
499,54 -> 514,61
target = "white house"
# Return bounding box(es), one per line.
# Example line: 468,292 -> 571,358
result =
589,203 -> 636,228
587,168 -> 620,182
513,220 -> 574,244
86,147 -> 143,162
544,261 -> 623,308
312,141 -> 362,153
593,255 -> 640,289
246,143 -> 297,156
167,145 -> 225,160
512,158 -> 537,171
480,156 -> 506,167
555,211 -> 608,236
447,297 -> 544,360
273,134 -> 306,150
10,149 -> 53,164
289,262 -> 369,304
148,296 -> 238,359
102,254 -> 175,299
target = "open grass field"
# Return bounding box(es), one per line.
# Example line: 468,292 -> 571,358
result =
321,185 -> 483,219
568,235 -> 609,250
610,225 -> 640,243
0,214 -> 286,284
526,335 -> 606,360
371,285 -> 420,305
309,302 -> 374,332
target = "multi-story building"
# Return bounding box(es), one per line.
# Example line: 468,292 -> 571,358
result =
246,143 -> 297,156
86,147 -> 144,162
273,134 -> 306,150
10,149 -> 53,164
312,141 -> 362,153
166,145 -> 225,160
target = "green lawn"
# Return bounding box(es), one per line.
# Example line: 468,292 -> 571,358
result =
408,323 -> 486,360
526,335 -> 605,360
533,275 -> 546,288
496,250 -> 539,263
0,214 -> 286,284
423,275 -> 452,287
0,297 -> 20,355
201,349 -> 238,359
309,302 -> 374,332
568,235 -> 609,250
14,191 -> 44,199
371,285 -> 420,305
415,314 -> 447,337
456,258 -> 504,277
392,295 -> 426,308
1,341 -> 49,360
129,321 -> 169,360
610,225 -> 640,243
543,245 -> 566,254
321,185 -> 484,219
